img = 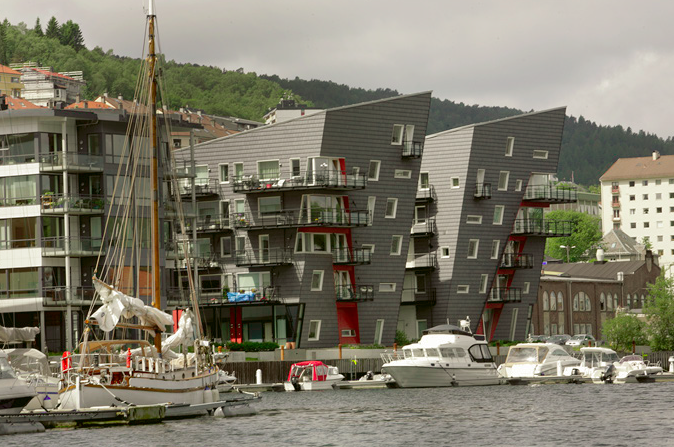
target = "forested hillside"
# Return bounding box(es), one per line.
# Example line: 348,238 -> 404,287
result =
2,18 -> 673,186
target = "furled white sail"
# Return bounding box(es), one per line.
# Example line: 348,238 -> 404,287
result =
90,279 -> 174,333
162,308 -> 195,354
0,326 -> 40,342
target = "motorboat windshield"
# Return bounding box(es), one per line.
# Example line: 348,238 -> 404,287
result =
619,355 -> 644,363
583,350 -> 620,367
506,346 -> 548,363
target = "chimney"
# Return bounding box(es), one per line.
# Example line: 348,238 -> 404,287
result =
118,94 -> 123,101
653,151 -> 660,160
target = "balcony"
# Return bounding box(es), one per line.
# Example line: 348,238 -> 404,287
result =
232,209 -> 369,230
42,286 -> 96,306
474,183 -> 492,199
512,219 -> 572,237
411,217 -> 436,237
190,215 -> 232,233
0,196 -> 38,207
232,170 -> 367,193
336,284 -> 374,302
167,286 -> 281,307
523,184 -> 577,203
234,249 -> 293,267
176,178 -> 222,199
39,152 -> 104,173
332,248 -> 372,265
500,253 -> 534,269
41,237 -> 104,257
416,185 -> 436,202
406,252 -> 437,271
401,288 -> 436,306
169,160 -> 197,179
489,287 -> 522,303
401,141 -> 424,158
611,185 -> 620,194
40,193 -> 105,215
611,201 -> 621,208
165,240 -> 193,260
0,153 -> 37,166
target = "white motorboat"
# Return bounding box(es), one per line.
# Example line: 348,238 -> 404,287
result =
2,348 -> 59,410
0,351 -> 36,415
498,343 -> 581,378
283,361 -> 345,391
566,347 -> 663,383
381,319 -> 501,387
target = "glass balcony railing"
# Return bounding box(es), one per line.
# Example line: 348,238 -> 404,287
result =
39,152 -> 104,172
232,170 -> 367,193
523,184 -> 577,203
41,236 -> 104,256
232,209 -> 369,229
40,193 -> 105,214
512,219 -> 572,237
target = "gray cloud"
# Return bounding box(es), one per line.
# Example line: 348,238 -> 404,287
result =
4,0 -> 673,137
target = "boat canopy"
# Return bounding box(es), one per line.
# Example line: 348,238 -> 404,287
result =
287,361 -> 329,382
422,324 -> 472,337
0,326 -> 40,343
89,278 -> 174,333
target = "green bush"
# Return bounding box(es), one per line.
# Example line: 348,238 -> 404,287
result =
223,341 -> 279,352
343,344 -> 384,349
395,330 -> 411,346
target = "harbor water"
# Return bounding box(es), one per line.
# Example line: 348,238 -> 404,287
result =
5,382 -> 674,446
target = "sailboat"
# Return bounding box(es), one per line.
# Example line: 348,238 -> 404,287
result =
58,0 -> 220,410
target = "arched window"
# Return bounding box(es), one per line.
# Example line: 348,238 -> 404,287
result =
613,294 -> 618,310
607,293 -> 613,310
579,292 -> 585,311
599,293 -> 605,311
585,294 -> 591,312
557,292 -> 564,311
550,292 -> 557,311
627,294 -> 631,309
543,292 -> 549,311
573,294 -> 579,311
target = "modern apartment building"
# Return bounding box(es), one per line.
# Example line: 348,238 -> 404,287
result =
171,92 -> 432,348
401,107 -> 574,341
600,152 -> 674,275
13,64 -> 85,107
0,105 -> 197,352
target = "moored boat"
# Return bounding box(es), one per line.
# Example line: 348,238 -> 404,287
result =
0,351 -> 36,415
498,343 -> 581,378
283,361 -> 345,391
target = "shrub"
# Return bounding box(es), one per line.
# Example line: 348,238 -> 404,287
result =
224,341 -> 279,352
395,330 -> 411,346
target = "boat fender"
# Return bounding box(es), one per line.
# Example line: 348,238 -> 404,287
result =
61,351 -> 72,372
126,348 -> 132,368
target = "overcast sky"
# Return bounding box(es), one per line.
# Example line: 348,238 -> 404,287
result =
4,1 -> 673,138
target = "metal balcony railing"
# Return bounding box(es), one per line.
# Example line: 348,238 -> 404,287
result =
176,177 -> 222,198
500,253 -> 534,269
406,252 -> 437,270
489,287 -> 522,303
234,249 -> 293,267
39,152 -> 104,172
335,284 -> 374,302
401,288 -> 437,305
189,215 -> 232,232
611,201 -> 620,208
232,209 -> 369,229
401,141 -> 424,158
232,170 -> 367,193
167,286 -> 281,306
523,184 -> 578,203
42,286 -> 96,306
332,248 -> 372,265
416,184 -> 436,202
512,219 -> 572,237
40,193 -> 105,214
411,217 -> 436,237
474,183 -> 492,199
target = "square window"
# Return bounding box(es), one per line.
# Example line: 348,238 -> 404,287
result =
658,235 -> 663,242
451,177 -> 460,188
368,160 -> 381,181
493,205 -> 505,225
258,196 -> 281,215
468,239 -> 479,259
643,180 -> 648,186
391,124 -> 404,145
457,285 -> 470,294
219,164 -> 229,183
630,222 -> 636,228
466,215 -> 482,224
490,240 -> 500,259
670,179 -> 674,184
311,270 -> 324,291
630,209 -> 636,215
656,179 -> 662,185
308,320 -> 321,341
671,193 -> 674,199
505,137 -> 514,156
385,198 -> 398,218
257,160 -> 280,180
658,249 -> 664,256
479,274 -> 489,294
629,181 -> 635,187
498,171 -> 510,191
643,194 -> 649,200
390,235 -> 403,255
441,247 -> 450,258
644,208 -> 649,214
630,195 -> 635,201
644,222 -> 650,228
657,193 -> 662,200
657,207 -> 663,213
657,221 -> 663,228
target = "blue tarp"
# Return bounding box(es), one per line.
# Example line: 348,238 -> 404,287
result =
227,292 -> 256,302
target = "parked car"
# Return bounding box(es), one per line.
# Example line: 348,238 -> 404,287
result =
548,334 -> 571,345
566,334 -> 596,347
526,334 -> 549,343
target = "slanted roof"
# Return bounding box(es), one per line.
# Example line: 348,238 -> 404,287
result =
65,100 -> 115,110
542,260 -> 647,280
602,228 -> 642,256
600,154 -> 674,182
3,97 -> 42,109
0,64 -> 21,75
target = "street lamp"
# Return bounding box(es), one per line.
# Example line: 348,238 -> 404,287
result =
560,245 -> 576,263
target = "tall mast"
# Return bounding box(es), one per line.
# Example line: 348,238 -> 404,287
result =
148,0 -> 162,352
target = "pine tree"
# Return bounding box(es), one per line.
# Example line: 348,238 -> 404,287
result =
45,16 -> 60,39
60,20 -> 85,52
34,17 -> 43,36
0,21 -> 7,66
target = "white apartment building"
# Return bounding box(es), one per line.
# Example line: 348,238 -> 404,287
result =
600,151 -> 671,273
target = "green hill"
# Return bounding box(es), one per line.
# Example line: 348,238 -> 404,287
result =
2,18 -> 673,186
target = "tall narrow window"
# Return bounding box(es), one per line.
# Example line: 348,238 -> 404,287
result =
368,160 -> 381,181
419,172 -> 429,190
234,162 -> 244,180
367,196 -> 376,225
498,171 -> 510,191
390,235 -> 403,255
468,239 -> 479,259
505,137 -> 514,156
308,320 -> 321,341
311,270 -> 324,291
490,240 -> 500,259
374,320 -> 385,345
385,198 -> 398,218
290,158 -> 301,177
479,274 -> 489,293
219,163 -> 229,183
391,124 -> 404,145
493,205 -> 505,225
